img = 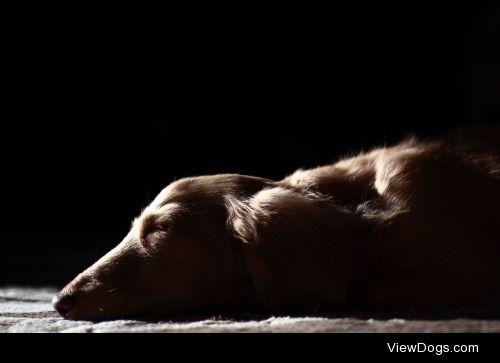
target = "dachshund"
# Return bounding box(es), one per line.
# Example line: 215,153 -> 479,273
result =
53,128 -> 500,320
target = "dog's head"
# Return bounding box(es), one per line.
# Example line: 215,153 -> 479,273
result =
54,174 -> 362,320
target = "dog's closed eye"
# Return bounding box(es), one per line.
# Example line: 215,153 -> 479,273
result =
137,203 -> 186,248
141,226 -> 170,249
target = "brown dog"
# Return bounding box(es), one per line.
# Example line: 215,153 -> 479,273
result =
53,129 -> 500,320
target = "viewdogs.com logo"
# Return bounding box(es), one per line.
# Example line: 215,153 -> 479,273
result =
387,343 -> 478,355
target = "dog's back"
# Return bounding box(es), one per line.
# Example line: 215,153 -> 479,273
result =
284,127 -> 500,308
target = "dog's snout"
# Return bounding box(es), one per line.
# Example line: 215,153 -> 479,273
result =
52,294 -> 76,317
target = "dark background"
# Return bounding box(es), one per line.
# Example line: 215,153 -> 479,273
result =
3,1 -> 500,285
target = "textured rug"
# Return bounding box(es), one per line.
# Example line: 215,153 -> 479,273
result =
1,287 -> 499,333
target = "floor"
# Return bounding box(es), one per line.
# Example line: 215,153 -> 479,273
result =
1,287 -> 499,333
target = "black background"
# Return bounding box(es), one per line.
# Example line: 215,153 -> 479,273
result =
3,1 -> 500,285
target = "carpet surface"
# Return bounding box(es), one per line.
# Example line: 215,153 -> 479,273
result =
1,287 -> 499,333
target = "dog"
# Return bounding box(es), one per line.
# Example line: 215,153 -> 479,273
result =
53,128 -> 500,320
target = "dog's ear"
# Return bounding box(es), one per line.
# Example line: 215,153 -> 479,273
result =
226,187 -> 366,312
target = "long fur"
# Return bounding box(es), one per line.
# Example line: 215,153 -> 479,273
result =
54,127 -> 500,320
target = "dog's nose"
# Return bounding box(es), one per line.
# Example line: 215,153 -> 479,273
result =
52,294 -> 76,317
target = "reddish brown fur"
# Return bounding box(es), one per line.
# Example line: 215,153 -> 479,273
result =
55,129 -> 500,320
